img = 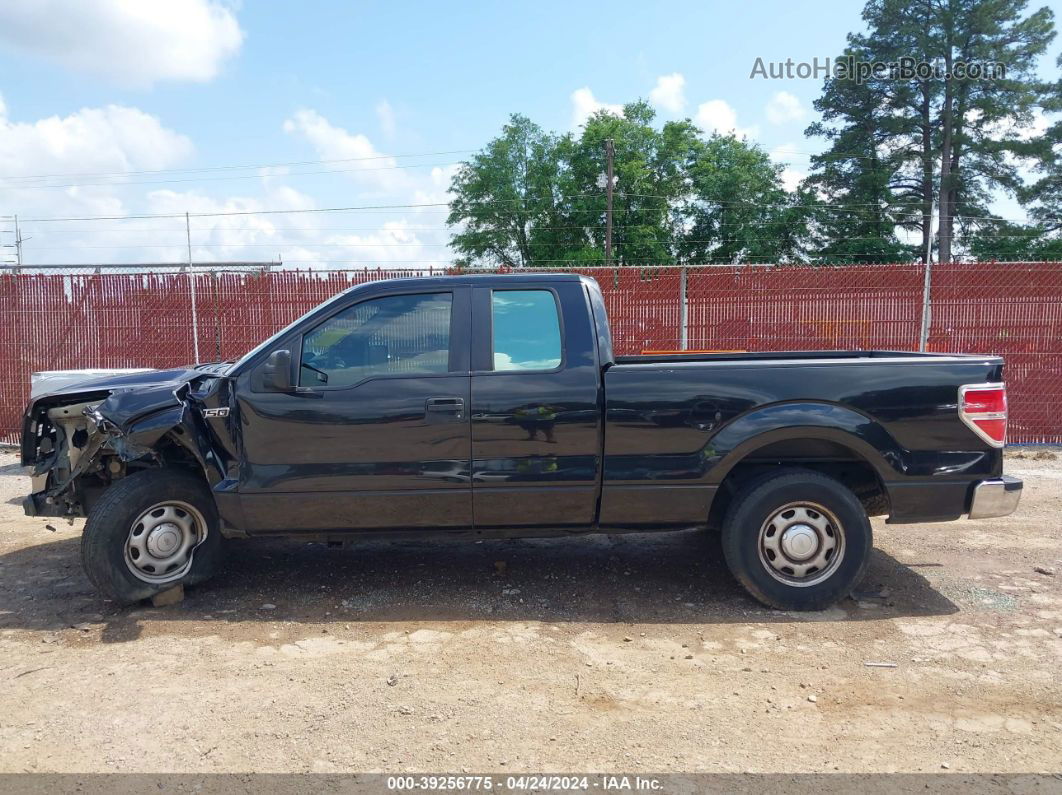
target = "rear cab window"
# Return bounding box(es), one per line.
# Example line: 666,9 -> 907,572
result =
491,290 -> 562,371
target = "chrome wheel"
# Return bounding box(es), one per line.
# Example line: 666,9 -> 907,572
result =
757,501 -> 845,587
123,500 -> 206,584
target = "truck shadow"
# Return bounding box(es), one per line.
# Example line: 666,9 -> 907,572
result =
0,529 -> 958,644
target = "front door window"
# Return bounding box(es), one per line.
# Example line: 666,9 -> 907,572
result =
300,292 -> 453,387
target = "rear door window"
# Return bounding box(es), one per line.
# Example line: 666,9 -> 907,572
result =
491,290 -> 562,371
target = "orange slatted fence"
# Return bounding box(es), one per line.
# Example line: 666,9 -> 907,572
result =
1,262 -> 1059,445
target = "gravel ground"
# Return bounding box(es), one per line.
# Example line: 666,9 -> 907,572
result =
0,448 -> 1060,775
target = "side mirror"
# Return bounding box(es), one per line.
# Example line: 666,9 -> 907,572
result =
262,349 -> 293,392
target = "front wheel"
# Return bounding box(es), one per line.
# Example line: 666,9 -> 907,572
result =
721,469 -> 872,611
81,469 -> 225,605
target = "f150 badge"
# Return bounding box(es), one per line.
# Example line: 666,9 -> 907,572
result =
202,407 -> 230,418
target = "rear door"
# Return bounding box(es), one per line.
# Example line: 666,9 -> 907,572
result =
469,281 -> 602,529
236,286 -> 473,532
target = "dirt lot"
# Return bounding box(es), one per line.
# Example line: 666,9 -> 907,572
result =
0,448 -> 1060,775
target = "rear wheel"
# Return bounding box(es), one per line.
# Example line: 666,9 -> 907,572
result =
721,469 -> 872,611
81,469 -> 225,604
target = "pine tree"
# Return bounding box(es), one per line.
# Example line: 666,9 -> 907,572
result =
805,0 -> 1055,262
804,36 -> 916,263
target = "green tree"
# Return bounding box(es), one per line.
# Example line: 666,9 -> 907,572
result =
930,0 -> 1055,262
805,0 -> 1056,263
803,36 -> 916,263
447,114 -> 566,267
967,219 -> 1062,259
1013,52 -> 1062,258
682,135 -> 805,263
448,102 -> 809,267
564,101 -> 703,265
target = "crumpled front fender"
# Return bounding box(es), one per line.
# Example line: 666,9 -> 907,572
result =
108,404 -> 186,460
101,386 -> 226,486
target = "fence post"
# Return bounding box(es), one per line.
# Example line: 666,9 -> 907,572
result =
185,266 -> 201,365
212,270 -> 221,361
185,213 -> 201,364
918,259 -> 933,352
679,265 -> 688,351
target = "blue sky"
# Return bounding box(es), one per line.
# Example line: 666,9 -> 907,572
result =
0,0 -> 1059,266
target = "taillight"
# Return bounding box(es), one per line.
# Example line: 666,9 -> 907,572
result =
959,383 -> 1007,447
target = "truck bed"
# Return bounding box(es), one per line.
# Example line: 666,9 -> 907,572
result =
614,350 -> 978,365
599,348 -> 1005,528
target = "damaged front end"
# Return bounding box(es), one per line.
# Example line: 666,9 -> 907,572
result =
21,368 -> 236,519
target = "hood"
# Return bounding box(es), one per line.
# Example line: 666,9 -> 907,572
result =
25,366 -> 224,438
34,367 -> 212,401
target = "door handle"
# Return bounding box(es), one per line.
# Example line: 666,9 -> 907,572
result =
426,397 -> 464,413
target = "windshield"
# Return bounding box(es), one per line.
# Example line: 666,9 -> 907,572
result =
228,286 -> 358,375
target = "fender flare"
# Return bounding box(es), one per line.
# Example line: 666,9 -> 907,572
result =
704,401 -> 905,487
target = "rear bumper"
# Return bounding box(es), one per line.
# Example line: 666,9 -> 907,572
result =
968,476 -> 1022,520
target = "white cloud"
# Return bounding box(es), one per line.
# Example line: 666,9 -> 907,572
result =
376,100 -> 396,137
0,103 -> 193,183
0,93 -> 6,119
147,184 -> 317,262
283,109 -> 404,192
430,164 -> 458,189
765,91 -> 805,125
695,100 -> 737,132
320,220 -> 431,266
0,100 -> 452,270
0,102 -> 193,263
649,73 -> 686,113
1020,109 -> 1051,141
970,107 -> 1052,143
769,144 -> 806,192
570,87 -> 624,129
407,163 -> 458,213
0,0 -> 243,88
695,99 -> 759,140
493,352 -> 561,371
140,187 -> 446,268
779,167 -> 805,192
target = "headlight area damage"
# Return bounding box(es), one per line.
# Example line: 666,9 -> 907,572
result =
21,371 -> 235,520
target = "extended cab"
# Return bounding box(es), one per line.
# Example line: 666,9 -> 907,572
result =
21,274 -> 1022,609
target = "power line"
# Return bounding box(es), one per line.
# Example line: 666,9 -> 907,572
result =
20,224 -> 609,234
24,231 -> 1057,251
0,160 -> 463,191
17,200 -> 1044,225
0,148 -> 476,183
12,192 -> 1051,237
19,202 -> 452,223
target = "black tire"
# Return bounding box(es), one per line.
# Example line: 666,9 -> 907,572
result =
81,469 -> 225,605
721,469 -> 872,611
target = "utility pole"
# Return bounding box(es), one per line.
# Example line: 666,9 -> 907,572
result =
186,212 -> 201,364
604,138 -> 615,266
918,208 -> 935,352
14,215 -> 22,267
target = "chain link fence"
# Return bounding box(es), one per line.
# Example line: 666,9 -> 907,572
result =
2,261 -> 1059,444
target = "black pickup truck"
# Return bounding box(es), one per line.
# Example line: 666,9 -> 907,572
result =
21,273 -> 1021,609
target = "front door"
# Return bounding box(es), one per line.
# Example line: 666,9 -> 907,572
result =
236,287 -> 472,533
